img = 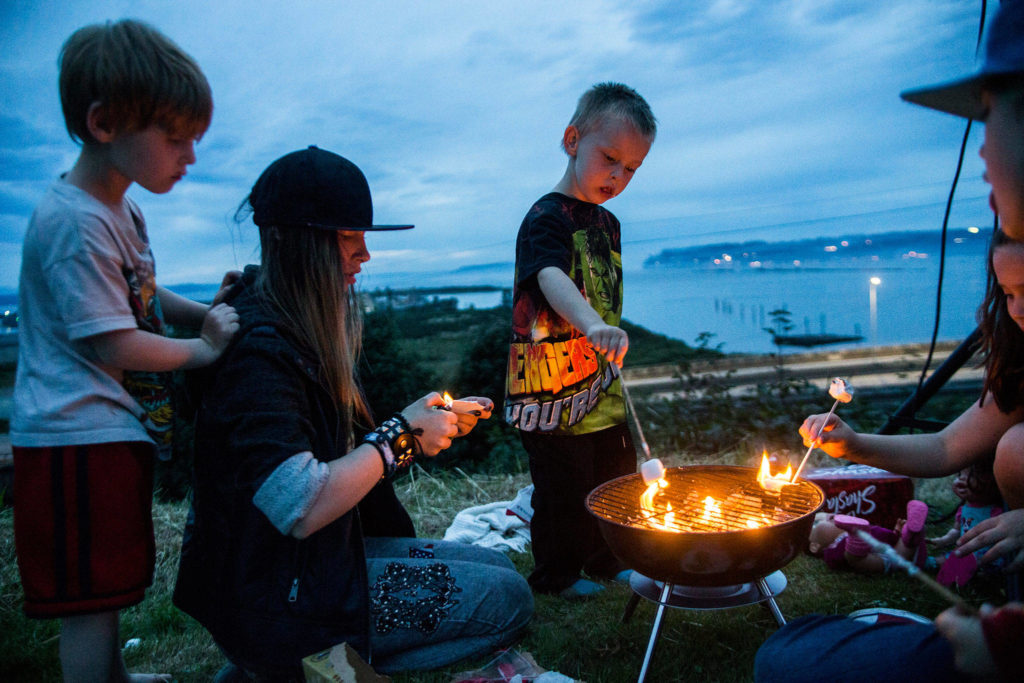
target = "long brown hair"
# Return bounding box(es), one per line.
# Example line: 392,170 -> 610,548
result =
978,229 -> 1024,411
254,224 -> 371,428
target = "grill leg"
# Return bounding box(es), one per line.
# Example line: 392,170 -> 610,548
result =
621,592 -> 641,623
637,581 -> 673,683
756,576 -> 786,626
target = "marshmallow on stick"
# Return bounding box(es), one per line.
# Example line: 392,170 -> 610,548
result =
792,378 -> 854,482
829,377 -> 854,403
641,458 -> 666,484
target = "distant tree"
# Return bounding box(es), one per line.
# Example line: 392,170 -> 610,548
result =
763,306 -> 795,371
435,307 -> 529,474
359,307 -> 437,426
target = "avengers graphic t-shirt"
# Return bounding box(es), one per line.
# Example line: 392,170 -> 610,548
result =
504,193 -> 626,436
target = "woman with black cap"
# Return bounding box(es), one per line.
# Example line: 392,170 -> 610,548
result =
173,146 -> 533,680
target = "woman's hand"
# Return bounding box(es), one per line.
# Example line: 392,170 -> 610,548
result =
799,413 -> 857,459
450,395 -> 494,437
401,393 -> 459,456
956,508 -> 1024,571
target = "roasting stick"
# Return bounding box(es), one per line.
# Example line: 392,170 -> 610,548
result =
854,530 -> 978,616
622,380 -> 666,483
792,378 -> 854,482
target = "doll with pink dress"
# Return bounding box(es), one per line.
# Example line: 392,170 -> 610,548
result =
927,459 -> 1003,587
807,500 -> 929,574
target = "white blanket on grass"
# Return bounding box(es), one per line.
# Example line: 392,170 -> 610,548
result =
443,500 -> 531,553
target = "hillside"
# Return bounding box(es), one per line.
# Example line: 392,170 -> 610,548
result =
375,300 -> 714,387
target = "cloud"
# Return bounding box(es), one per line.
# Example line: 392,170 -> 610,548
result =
0,0 -> 994,291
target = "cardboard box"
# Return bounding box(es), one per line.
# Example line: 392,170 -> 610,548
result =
804,464 -> 915,530
302,642 -> 391,683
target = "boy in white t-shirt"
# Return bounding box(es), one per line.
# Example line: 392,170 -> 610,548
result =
11,19 -> 238,682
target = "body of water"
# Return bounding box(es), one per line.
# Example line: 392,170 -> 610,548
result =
0,251 -> 989,357
624,256 -> 987,354
356,250 -> 988,355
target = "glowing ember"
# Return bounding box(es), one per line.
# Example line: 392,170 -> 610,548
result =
631,466 -> 810,532
756,452 -> 792,492
702,495 -> 722,522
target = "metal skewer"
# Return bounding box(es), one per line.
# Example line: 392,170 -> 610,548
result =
622,380 -> 650,459
792,378 -> 853,482
792,398 -> 840,482
622,379 -> 666,484
854,530 -> 977,615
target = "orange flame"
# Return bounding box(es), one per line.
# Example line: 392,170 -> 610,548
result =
702,495 -> 721,522
756,451 -> 792,491
639,477 -> 675,531
442,392 -> 454,409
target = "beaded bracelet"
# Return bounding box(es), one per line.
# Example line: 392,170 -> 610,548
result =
363,413 -> 421,480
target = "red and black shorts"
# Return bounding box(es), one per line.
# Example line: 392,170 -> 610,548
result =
13,442 -> 155,618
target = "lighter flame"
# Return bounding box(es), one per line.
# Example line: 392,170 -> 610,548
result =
442,392 -> 454,409
757,452 -> 792,491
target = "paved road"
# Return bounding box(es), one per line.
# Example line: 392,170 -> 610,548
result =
623,341 -> 984,399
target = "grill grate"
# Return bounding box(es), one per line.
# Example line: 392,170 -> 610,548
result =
588,466 -> 822,534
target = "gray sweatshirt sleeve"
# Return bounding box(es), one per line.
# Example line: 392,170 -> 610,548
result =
253,451 -> 331,535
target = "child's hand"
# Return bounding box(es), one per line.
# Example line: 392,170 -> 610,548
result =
956,508 -> 1024,571
935,604 -> 1003,678
401,393 -> 459,456
212,270 -> 243,306
585,322 -> 628,367
199,303 -> 240,356
799,413 -> 856,458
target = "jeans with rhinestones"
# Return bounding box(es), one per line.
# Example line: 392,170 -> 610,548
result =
363,537 -> 533,673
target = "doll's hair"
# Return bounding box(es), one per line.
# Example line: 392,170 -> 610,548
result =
565,82 -> 657,150
978,229 -> 1024,411
963,456 -> 1001,505
59,19 -> 212,145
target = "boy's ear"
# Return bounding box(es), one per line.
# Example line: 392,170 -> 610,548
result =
85,101 -> 116,143
562,125 -> 580,157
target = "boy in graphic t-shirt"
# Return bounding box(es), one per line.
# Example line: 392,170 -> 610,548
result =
504,82 -> 656,598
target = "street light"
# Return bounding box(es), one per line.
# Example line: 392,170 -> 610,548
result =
869,276 -> 881,344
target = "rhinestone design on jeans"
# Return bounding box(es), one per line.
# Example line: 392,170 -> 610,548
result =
370,562 -> 461,634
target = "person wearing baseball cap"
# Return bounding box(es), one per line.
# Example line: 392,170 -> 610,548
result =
173,146 -> 532,679
902,0 -> 1024,240
904,4 -> 1024,679
756,4 -> 1024,682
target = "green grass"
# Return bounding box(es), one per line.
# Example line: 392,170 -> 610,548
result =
0,305 -> 995,681
0,456 -> 1007,683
